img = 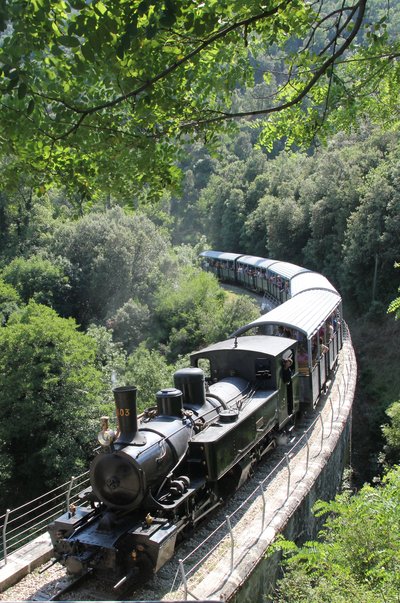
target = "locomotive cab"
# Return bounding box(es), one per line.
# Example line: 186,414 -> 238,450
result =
190,334 -> 299,407
187,335 -> 299,494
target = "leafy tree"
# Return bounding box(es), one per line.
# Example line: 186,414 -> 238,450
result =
298,131 -> 387,283
50,207 -> 170,326
219,293 -> 262,337
0,165 -> 75,263
387,263 -> 400,321
199,149 -> 269,251
0,302 -> 105,506
380,276 -> 400,463
123,343 -> 175,412
152,267 -> 227,361
108,298 -> 151,354
342,152 -> 400,310
382,402 -> 400,464
170,143 -> 217,245
0,279 -> 21,326
85,324 -> 127,394
240,195 -> 273,257
261,195 -> 310,264
1,0 -> 395,198
152,265 -> 259,361
272,466 -> 400,603
1,254 -> 71,311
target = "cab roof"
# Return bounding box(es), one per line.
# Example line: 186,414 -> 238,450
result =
191,335 -> 297,360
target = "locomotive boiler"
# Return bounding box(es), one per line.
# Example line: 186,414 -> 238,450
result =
48,334 -> 298,588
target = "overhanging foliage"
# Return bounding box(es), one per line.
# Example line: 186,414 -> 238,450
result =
1,0 -> 398,198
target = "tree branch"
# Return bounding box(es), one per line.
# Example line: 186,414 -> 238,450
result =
37,0 -> 292,118
179,0 -> 367,129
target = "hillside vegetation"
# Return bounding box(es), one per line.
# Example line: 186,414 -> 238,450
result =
0,127 -> 399,509
1,1 -> 399,599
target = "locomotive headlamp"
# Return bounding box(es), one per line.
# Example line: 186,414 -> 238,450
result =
98,416 -> 116,447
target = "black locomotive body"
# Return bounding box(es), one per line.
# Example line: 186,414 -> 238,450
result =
48,334 -> 298,588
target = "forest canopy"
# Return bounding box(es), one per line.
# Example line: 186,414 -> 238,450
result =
1,0 -> 399,198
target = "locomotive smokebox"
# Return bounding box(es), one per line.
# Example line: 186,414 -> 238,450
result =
113,386 -> 146,446
156,388 -> 183,416
174,368 -> 206,408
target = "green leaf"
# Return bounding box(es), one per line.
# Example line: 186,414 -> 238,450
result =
81,43 -> 95,62
26,99 -> 35,115
17,82 -> 28,99
58,35 -> 81,48
95,1 -> 107,16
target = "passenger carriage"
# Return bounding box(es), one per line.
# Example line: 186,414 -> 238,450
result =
235,255 -> 275,292
262,261 -> 309,303
232,288 -> 343,407
200,251 -> 317,306
199,250 -> 241,282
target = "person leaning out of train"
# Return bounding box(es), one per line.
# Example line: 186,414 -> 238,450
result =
281,354 -> 293,385
320,337 -> 329,354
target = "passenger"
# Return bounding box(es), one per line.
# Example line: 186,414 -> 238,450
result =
276,325 -> 285,337
297,345 -> 308,369
311,336 -> 318,364
320,337 -> 329,354
281,355 -> 293,385
333,311 -> 341,332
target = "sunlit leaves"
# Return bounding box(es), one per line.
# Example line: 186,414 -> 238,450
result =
0,301 -> 105,503
273,466 -> 400,603
0,0 -> 396,200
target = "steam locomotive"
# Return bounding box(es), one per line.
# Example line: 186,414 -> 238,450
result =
48,252 -> 342,589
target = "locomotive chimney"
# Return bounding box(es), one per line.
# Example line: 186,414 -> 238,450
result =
113,386 -> 146,446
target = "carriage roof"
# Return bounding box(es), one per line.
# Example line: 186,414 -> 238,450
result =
199,250 -> 242,262
290,271 -> 338,296
233,290 -> 341,339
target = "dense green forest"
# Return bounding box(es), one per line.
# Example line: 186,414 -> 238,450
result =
0,126 -> 398,506
1,0 -> 400,599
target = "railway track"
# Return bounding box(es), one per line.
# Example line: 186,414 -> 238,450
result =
34,570 -> 93,601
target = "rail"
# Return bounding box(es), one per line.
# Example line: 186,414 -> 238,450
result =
0,472 -> 90,565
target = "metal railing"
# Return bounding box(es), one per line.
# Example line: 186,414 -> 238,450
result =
1,472 -> 90,565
